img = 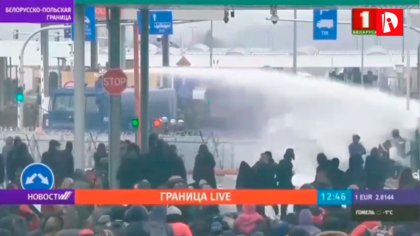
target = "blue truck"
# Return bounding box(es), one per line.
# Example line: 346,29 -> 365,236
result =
45,87 -> 177,132
45,78 -> 267,136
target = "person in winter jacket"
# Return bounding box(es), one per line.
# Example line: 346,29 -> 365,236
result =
234,205 -> 263,235
350,221 -> 381,236
41,140 -> 61,181
9,143 -> 34,183
348,135 -> 366,158
193,144 -> 217,189
167,145 -> 187,181
277,148 -> 295,220
292,209 -> 321,236
117,143 -> 142,189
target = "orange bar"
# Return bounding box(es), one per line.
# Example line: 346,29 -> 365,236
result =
75,190 -> 317,206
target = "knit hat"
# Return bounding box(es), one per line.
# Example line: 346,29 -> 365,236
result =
199,179 -> 208,186
298,209 -> 314,226
167,206 -> 182,216
348,184 -> 359,190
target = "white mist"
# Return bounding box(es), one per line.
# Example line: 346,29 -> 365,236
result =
159,67 -> 419,186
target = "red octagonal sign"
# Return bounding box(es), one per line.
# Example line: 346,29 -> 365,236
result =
103,69 -> 127,96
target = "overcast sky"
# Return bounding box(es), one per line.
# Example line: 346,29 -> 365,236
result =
0,10 -> 419,50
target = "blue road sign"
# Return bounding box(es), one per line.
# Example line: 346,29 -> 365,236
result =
313,9 -> 337,40
70,7 -> 97,41
137,10 -> 173,35
20,163 -> 55,190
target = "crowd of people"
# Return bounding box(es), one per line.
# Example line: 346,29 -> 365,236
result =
0,130 -> 418,236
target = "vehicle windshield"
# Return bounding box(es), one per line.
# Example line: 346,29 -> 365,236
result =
53,95 -> 101,113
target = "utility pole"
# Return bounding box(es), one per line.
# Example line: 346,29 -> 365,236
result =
134,23 -> 140,145
292,9 -> 297,74
39,24 -> 49,128
74,5 -> 86,170
108,7 -> 122,189
361,36 -> 365,86
210,20 -> 214,67
40,24 -> 49,96
91,34 -> 98,70
120,25 -> 126,69
140,9 -> 150,151
162,35 -> 169,67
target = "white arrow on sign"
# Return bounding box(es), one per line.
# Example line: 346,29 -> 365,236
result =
153,14 -> 157,22
37,173 -> 49,185
25,173 -> 37,185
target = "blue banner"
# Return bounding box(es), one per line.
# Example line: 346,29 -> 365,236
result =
313,9 -> 337,40
137,10 -> 173,35
68,7 -> 96,42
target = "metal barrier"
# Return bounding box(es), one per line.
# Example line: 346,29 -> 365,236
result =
0,130 -> 258,172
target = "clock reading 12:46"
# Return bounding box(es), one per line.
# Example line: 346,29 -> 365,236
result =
318,190 -> 352,206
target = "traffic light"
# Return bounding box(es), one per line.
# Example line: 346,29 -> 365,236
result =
16,86 -> 24,103
131,118 -> 139,128
153,118 -> 162,129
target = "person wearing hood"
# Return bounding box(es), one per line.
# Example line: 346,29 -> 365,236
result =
167,145 -> 187,181
117,143 -> 141,189
277,148 -> 295,220
6,137 -> 21,181
9,143 -> 33,183
252,152 -> 278,216
316,153 -> 330,173
236,161 -> 256,190
2,136 -> 13,182
93,143 -> 109,189
193,144 -> 217,189
62,142 -> 75,179
125,206 -> 149,223
42,140 -> 61,180
234,205 -> 264,235
292,209 -> 321,236
329,158 -> 348,189
365,148 -> 387,189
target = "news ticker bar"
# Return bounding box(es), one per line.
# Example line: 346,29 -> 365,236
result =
0,189 -> 418,206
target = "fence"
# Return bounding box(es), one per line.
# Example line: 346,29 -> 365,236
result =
0,131 -> 258,173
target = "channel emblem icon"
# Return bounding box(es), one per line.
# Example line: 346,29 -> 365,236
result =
352,9 -> 377,35
352,8 -> 403,36
376,9 -> 403,36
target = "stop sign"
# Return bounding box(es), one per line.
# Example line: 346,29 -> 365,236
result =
103,69 -> 127,95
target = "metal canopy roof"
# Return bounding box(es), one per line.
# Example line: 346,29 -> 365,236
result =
75,0 -> 418,7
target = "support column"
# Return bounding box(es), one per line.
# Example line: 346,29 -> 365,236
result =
74,5 -> 86,170
108,7 -> 122,189
40,24 -> 49,96
292,9 -> 297,74
210,20 -> 214,67
140,9 -> 149,152
162,35 -> 169,67
91,38 -> 98,70
120,25 -> 126,69
134,23 -> 140,145
361,37 -> 365,86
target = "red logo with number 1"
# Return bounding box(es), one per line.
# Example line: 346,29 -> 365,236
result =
352,9 -> 403,36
